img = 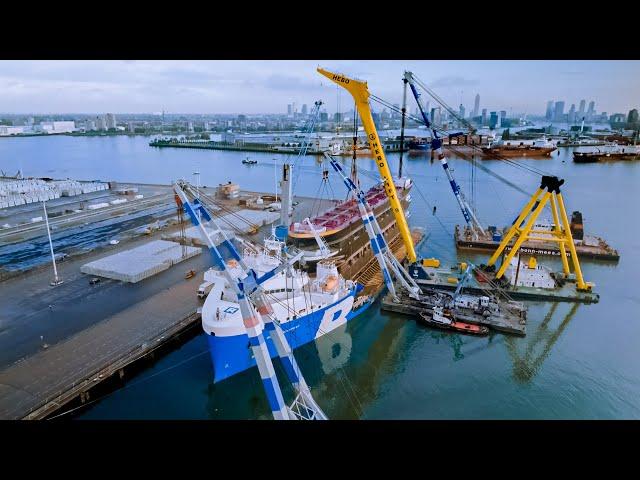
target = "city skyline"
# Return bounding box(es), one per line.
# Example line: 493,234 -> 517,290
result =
0,60 -> 638,115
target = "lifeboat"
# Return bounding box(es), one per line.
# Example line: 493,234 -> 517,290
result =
322,275 -> 339,292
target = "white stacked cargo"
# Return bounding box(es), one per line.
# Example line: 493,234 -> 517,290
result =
109,198 -> 127,205
80,239 -> 201,283
134,194 -> 144,200
0,178 -> 110,207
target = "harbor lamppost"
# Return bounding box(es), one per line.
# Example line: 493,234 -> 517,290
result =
43,200 -> 63,286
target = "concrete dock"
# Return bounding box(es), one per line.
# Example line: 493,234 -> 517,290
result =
0,278 -> 202,420
0,183 -> 349,419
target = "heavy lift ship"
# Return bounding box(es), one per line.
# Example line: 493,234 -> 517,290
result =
317,68 -> 527,335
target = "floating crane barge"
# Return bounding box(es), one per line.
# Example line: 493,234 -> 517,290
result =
318,67 -> 528,336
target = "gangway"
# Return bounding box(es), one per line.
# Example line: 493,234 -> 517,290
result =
174,181 -> 327,420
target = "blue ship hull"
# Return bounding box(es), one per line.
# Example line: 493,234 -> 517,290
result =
208,285 -> 371,382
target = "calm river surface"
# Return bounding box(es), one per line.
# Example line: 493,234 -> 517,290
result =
1,133 -> 638,419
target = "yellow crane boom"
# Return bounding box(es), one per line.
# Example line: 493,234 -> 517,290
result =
317,67 -> 417,263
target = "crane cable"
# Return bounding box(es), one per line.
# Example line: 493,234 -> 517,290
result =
370,86 -> 552,178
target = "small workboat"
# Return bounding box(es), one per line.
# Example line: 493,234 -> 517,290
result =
418,306 -> 489,336
242,157 -> 257,165
185,269 -> 196,279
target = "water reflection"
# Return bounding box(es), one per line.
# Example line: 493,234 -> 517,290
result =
311,312 -> 411,419
506,302 -> 581,383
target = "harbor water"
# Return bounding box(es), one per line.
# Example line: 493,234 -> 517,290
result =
1,134 -> 639,419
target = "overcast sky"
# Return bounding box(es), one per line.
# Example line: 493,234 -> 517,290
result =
0,60 -> 638,116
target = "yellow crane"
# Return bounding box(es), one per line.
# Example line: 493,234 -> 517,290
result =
317,67 -> 418,264
486,175 -> 593,292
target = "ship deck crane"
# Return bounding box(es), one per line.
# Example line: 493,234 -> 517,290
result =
452,263 -> 473,302
174,181 -> 327,420
304,217 -> 332,260
404,71 -> 485,238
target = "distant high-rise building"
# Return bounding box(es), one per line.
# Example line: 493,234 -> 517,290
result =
473,94 -> 480,117
628,109 -> 639,124
587,101 -> 595,120
333,112 -> 342,123
553,101 -> 565,122
203,121 -> 210,131
127,122 -> 135,133
105,113 -> 117,130
545,100 -> 554,120
430,107 -> 441,125
481,108 -> 487,126
489,111 -> 498,129
392,103 -> 400,119
187,121 -> 194,133
610,113 -> 626,124
287,104 -> 292,116
302,104 -> 308,115
459,104 -> 465,120
578,99 -> 586,115
85,119 -> 96,131
292,102 -> 297,116
95,115 -> 107,131
320,111 -> 329,122
568,104 -> 576,123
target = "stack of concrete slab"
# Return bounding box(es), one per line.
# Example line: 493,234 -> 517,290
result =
80,240 -> 201,283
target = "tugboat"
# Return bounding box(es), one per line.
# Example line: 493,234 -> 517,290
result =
242,157 -> 258,165
418,306 -> 489,336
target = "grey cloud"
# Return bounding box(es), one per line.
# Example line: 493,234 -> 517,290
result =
429,76 -> 479,88
264,74 -> 323,91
